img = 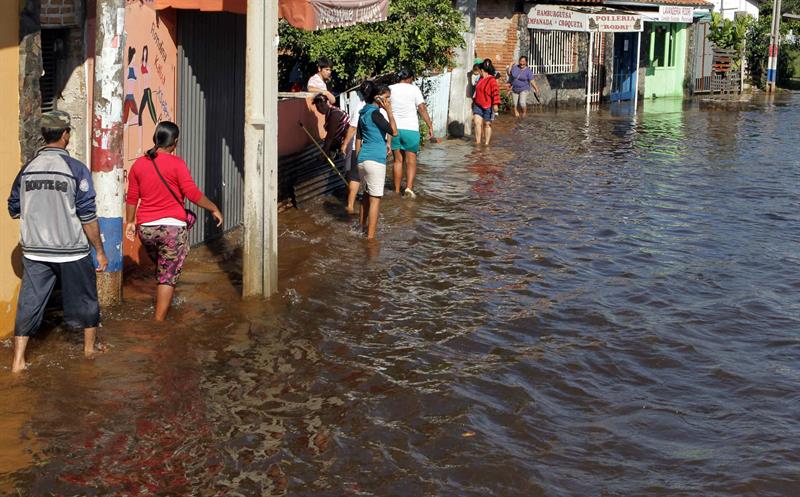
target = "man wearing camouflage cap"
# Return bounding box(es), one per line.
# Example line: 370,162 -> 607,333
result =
7,110 -> 108,373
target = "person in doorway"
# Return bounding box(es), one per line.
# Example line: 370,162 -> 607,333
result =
312,93 -> 349,158
356,82 -> 398,239
7,111 -> 108,373
339,81 -> 369,214
307,57 -> 336,104
506,56 -> 540,118
125,122 -> 223,321
472,60 -> 500,145
389,69 -> 435,198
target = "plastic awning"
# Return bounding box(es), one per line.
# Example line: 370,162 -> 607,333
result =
154,0 -> 390,30
279,0 -> 389,30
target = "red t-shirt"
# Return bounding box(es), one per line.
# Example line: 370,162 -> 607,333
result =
126,153 -> 203,225
473,76 -> 500,109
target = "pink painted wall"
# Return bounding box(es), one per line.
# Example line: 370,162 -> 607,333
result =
278,94 -> 326,157
122,4 -> 178,264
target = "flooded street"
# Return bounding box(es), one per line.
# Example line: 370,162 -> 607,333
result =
2,94 -> 800,496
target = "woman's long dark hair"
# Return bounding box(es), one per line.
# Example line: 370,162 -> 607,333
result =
364,82 -> 390,104
146,121 -> 180,159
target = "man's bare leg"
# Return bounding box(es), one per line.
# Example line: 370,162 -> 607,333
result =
366,196 -> 381,239
346,180 -> 360,214
155,284 -> 175,321
405,152 -> 418,192
392,150 -> 404,193
11,336 -> 29,373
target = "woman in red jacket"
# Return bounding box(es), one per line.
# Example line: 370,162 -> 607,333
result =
472,60 -> 501,145
125,122 -> 223,321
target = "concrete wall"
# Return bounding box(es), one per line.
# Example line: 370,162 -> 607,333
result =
2,3 -> 22,336
277,94 -> 326,157
709,0 -> 759,20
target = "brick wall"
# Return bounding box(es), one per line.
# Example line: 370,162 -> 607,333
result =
41,0 -> 80,28
475,0 -> 522,69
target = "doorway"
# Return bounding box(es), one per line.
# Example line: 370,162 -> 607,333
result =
611,32 -> 638,102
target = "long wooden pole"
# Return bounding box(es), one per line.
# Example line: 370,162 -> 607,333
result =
243,0 -> 279,297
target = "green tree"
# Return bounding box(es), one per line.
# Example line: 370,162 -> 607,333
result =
745,1 -> 800,87
279,0 -> 465,90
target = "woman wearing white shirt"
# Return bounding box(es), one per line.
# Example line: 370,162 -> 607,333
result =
389,69 -> 435,198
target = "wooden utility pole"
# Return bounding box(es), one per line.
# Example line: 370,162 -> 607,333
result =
91,0 -> 125,305
243,0 -> 279,297
766,0 -> 783,92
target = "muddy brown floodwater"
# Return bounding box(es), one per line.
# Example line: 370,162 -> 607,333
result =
2,94 -> 800,497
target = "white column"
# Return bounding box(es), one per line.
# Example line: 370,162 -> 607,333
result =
586,32 -> 594,110
447,0 -> 477,137
243,0 -> 279,297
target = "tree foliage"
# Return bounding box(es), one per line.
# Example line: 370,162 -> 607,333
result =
744,2 -> 800,87
279,0 -> 465,90
709,12 -> 751,54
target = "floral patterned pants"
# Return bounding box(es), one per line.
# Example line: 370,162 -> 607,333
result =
138,225 -> 189,287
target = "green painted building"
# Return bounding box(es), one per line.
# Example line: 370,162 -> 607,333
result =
644,22 -> 689,98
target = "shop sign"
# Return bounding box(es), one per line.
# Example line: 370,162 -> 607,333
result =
528,5 -> 642,32
589,14 -> 642,32
527,5 -> 588,32
657,5 -> 694,23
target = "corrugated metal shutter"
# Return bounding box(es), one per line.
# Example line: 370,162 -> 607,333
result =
177,10 -> 245,246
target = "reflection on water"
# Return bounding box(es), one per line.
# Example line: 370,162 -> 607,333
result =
1,94 -> 800,496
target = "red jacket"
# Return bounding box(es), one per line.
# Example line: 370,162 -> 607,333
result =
126,153 -> 203,225
473,76 -> 500,109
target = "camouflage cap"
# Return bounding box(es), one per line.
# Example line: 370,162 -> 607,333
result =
41,110 -> 71,129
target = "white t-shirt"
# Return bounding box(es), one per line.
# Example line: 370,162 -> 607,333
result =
347,98 -> 366,150
141,217 -> 187,227
307,74 -> 327,92
25,253 -> 88,263
389,83 -> 424,131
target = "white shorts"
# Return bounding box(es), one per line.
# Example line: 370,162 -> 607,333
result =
357,160 -> 386,197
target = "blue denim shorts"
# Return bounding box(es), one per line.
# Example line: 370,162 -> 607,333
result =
472,103 -> 494,121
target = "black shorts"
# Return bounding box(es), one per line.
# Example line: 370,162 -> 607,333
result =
14,255 -> 100,337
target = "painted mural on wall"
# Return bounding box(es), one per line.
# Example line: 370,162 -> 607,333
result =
123,1 -> 177,263
123,1 -> 176,167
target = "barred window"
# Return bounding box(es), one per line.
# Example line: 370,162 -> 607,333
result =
529,30 -> 579,75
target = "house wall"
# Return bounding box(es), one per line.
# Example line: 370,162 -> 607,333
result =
476,0 -> 523,68
708,0 -> 759,20
1,3 -> 22,336
122,3 -> 178,264
643,22 -> 688,98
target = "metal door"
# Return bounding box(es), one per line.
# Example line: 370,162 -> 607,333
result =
611,32 -> 637,101
177,11 -> 246,246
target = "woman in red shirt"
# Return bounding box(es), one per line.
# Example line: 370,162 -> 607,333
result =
472,60 -> 501,145
125,121 -> 223,321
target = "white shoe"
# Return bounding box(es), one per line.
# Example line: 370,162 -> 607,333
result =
404,188 -> 417,199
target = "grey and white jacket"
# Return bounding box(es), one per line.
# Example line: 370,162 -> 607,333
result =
7,147 -> 98,258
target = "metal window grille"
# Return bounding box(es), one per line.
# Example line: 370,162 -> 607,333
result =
529,30 -> 578,75
40,29 -> 68,112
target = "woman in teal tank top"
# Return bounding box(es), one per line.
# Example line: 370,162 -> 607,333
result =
356,82 -> 398,239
